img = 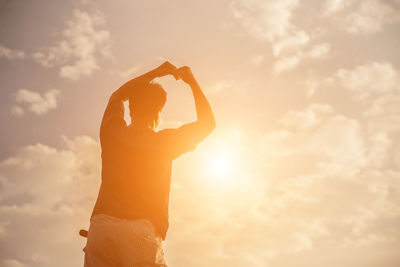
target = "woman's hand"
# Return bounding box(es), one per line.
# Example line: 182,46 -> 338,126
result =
154,61 -> 179,79
176,66 -> 196,85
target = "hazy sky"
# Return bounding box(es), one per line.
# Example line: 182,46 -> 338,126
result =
1,0 -> 400,266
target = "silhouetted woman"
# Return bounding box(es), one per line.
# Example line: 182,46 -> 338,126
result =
83,61 -> 216,266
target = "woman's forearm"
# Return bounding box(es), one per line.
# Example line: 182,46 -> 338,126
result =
110,61 -> 177,102
110,69 -> 158,102
189,79 -> 216,131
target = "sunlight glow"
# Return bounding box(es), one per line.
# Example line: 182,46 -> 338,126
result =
195,128 -> 248,188
210,156 -> 231,177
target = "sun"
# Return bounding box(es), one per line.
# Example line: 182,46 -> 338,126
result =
210,156 -> 231,177
197,129 -> 245,185
204,152 -> 239,183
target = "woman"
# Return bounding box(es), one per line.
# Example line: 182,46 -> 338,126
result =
84,61 -> 216,266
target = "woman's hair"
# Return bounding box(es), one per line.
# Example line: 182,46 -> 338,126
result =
128,82 -> 167,127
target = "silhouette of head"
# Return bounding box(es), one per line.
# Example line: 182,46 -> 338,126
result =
129,82 -> 167,129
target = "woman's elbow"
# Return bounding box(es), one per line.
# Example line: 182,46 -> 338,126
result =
210,117 -> 217,132
205,117 -> 216,134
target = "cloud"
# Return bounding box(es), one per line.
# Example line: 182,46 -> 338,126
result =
230,0 -> 332,73
230,0 -> 309,73
336,61 -> 398,100
0,259 -> 28,267
119,65 -> 141,78
279,103 -> 333,130
310,114 -> 366,176
323,0 -> 352,15
164,121 -> 400,266
0,44 -> 25,60
345,0 -> 400,34
272,30 -> 309,57
273,42 -> 331,73
33,9 -> 111,80
366,132 -> 391,168
1,123 -> 400,266
230,0 -> 300,41
259,104 -> 399,252
266,106 -> 366,176
274,54 -> 301,73
311,61 -> 400,167
332,62 -> 400,170
10,106 -> 24,117
324,0 -> 400,34
311,61 -> 400,123
307,43 -> 331,59
12,89 -> 60,116
0,135 -> 101,267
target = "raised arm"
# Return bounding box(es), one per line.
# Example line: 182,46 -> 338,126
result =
110,61 -> 178,102
157,66 -> 216,159
178,66 -> 216,134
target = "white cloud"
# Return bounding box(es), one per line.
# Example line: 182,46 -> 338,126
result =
323,0 -> 352,15
332,62 -> 400,169
10,106 -> 24,117
274,54 -> 301,73
33,9 -> 111,80
271,105 -> 366,176
366,132 -> 391,168
230,0 -> 332,73
305,80 -> 318,97
0,44 -> 25,60
165,122 -> 400,266
1,125 -> 400,267
324,0 -> 400,34
335,62 -> 400,127
0,259 -> 28,267
279,103 -> 333,130
258,105 -> 399,253
312,61 -> 400,170
230,0 -> 311,74
0,136 -> 101,267
336,62 -> 398,100
273,42 -> 331,73
230,0 -> 299,41
273,30 -> 309,57
307,43 -> 331,58
13,89 -> 60,116
119,65 -> 141,78
310,114 -> 366,176
345,0 -> 400,34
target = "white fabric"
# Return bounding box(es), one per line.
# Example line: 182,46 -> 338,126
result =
83,214 -> 167,267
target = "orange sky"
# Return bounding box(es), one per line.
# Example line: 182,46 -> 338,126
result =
1,0 -> 400,266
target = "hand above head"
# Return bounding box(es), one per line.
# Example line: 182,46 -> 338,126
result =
176,66 -> 196,85
154,61 -> 179,79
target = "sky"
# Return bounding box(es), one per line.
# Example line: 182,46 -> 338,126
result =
1,0 -> 400,266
